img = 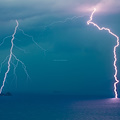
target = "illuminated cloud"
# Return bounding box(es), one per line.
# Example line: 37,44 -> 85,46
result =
95,0 -> 120,13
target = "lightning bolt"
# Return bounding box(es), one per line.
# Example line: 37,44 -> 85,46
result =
0,20 -> 30,94
87,8 -> 119,98
0,20 -> 18,93
0,19 -> 48,93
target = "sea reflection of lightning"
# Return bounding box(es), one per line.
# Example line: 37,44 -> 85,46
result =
0,20 -> 30,94
87,8 -> 119,98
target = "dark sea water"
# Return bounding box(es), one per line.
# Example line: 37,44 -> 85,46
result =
0,95 -> 120,120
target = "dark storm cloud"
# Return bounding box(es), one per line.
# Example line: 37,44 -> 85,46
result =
0,0 -> 120,96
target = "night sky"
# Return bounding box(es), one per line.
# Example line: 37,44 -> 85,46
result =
0,0 -> 120,97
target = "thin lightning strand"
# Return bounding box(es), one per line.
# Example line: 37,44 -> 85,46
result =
43,15 -> 86,29
10,61 -> 18,88
0,36 -> 12,46
12,54 -> 30,80
14,44 -> 28,54
0,20 -> 19,94
87,8 -> 119,98
11,61 -> 18,82
18,27 -> 46,54
0,55 -> 9,73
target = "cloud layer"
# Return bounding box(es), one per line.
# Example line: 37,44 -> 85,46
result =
0,0 -> 120,21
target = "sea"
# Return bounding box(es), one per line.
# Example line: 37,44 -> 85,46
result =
0,94 -> 120,120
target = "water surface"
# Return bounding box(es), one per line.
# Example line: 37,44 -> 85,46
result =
0,95 -> 120,120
